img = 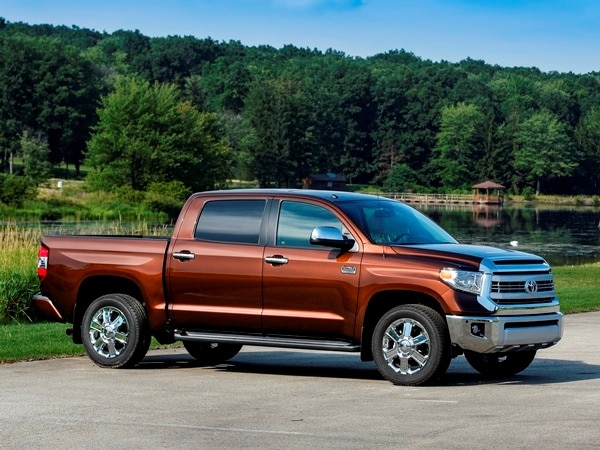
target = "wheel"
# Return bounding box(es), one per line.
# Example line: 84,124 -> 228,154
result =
183,341 -> 242,364
372,304 -> 451,386
464,350 -> 537,377
82,293 -> 150,368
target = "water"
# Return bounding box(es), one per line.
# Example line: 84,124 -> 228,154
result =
415,203 -> 600,267
6,204 -> 600,267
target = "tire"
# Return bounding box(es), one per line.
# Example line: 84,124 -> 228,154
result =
183,341 -> 242,364
82,293 -> 150,368
464,350 -> 537,377
372,304 -> 451,386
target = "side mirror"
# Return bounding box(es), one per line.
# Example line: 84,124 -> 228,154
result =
310,226 -> 355,250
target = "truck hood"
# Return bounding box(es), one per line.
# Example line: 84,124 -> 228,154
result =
389,243 -> 547,268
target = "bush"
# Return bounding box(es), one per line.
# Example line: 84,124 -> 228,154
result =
521,186 -> 536,201
0,174 -> 37,207
143,181 -> 191,218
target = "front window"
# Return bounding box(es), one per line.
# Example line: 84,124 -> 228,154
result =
277,201 -> 344,248
338,199 -> 457,245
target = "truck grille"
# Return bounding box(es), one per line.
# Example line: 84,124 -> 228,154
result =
491,279 -> 554,294
484,258 -> 557,307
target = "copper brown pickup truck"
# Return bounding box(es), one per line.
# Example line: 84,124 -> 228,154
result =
33,189 -> 563,385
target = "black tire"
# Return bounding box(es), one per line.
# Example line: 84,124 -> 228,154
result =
183,341 -> 242,364
372,304 -> 451,386
81,293 -> 150,368
464,350 -> 537,377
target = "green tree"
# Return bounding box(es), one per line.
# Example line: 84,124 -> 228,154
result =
574,107 -> 600,192
243,74 -> 317,187
431,102 -> 486,189
514,110 -> 577,194
20,129 -> 52,182
85,76 -> 232,192
0,34 -> 99,174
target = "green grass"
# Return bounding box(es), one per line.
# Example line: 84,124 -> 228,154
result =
0,322 -> 180,364
553,264 -> 600,313
0,322 -> 85,363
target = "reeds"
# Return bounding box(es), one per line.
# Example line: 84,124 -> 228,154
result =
0,223 -> 42,323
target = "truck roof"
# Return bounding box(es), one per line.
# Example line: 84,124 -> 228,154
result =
193,189 -> 387,204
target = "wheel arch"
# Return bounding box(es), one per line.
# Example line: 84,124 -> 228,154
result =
360,290 -> 447,361
72,276 -> 145,344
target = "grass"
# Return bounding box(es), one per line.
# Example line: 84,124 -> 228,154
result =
0,322 -> 84,363
0,322 -> 180,363
553,264 -> 600,313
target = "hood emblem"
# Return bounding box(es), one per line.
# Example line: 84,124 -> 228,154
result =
525,279 -> 538,294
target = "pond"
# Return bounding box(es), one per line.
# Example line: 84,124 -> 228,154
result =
6,203 -> 599,267
416,203 -> 600,267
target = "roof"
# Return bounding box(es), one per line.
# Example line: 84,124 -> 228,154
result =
194,188 -> 388,204
472,180 -> 505,189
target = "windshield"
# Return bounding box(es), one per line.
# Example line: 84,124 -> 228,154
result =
337,198 -> 457,245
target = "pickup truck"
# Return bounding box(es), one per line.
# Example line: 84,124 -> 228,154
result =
33,189 -> 563,386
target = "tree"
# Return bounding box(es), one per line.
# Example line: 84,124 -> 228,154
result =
514,110 -> 577,194
20,129 -> 52,182
431,102 -> 486,189
0,34 -> 99,174
85,76 -> 232,192
574,107 -> 600,193
243,74 -> 317,187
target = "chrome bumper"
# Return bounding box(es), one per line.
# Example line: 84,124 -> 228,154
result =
446,312 -> 563,353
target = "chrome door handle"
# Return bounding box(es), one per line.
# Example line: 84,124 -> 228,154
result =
173,251 -> 196,261
265,256 -> 289,266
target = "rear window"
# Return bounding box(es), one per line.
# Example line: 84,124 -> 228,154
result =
194,199 -> 266,244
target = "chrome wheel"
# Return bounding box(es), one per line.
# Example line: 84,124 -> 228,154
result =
88,306 -> 130,359
82,294 -> 150,368
372,305 -> 450,386
381,317 -> 430,375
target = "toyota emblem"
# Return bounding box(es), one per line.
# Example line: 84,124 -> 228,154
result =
525,279 -> 538,294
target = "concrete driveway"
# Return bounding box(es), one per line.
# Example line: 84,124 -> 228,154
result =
1,312 -> 599,449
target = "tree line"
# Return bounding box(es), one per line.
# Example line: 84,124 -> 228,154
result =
1,17 -> 600,197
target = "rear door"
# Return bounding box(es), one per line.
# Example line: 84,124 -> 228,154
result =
166,196 -> 268,331
262,199 -> 362,339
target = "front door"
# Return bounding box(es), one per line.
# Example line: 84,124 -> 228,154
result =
262,200 -> 362,340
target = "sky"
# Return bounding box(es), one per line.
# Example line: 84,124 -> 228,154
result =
2,0 -> 599,74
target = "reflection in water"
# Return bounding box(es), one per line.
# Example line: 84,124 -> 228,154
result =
415,204 -> 600,266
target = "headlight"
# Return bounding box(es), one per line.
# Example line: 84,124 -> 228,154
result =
439,268 -> 482,294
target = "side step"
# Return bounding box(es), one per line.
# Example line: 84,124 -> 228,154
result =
174,330 -> 360,353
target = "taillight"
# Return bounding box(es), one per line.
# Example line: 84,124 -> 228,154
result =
37,245 -> 49,281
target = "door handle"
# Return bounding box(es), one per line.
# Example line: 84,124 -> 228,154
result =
173,251 -> 196,261
265,255 -> 289,266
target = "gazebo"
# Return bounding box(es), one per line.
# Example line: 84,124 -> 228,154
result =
472,180 -> 505,205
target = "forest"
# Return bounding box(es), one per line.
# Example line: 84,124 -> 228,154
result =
1,17 -> 600,199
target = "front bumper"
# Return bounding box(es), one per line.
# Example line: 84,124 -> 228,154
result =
446,312 -> 563,353
32,294 -> 65,323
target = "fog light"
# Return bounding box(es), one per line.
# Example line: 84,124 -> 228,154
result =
471,322 -> 485,338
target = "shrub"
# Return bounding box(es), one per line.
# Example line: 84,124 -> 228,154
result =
0,174 -> 37,207
521,186 -> 536,201
143,181 -> 191,218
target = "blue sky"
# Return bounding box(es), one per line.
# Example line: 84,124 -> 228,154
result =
2,0 -> 599,73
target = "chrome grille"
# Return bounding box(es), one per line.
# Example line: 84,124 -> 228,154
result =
491,279 -> 554,294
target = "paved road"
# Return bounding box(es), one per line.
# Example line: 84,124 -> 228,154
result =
1,312 -> 599,449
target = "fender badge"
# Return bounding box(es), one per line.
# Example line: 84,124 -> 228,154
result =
341,265 -> 357,274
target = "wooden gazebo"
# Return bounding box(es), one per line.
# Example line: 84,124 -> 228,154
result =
472,180 -> 505,205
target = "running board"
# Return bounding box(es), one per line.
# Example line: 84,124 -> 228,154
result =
174,330 -> 360,353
